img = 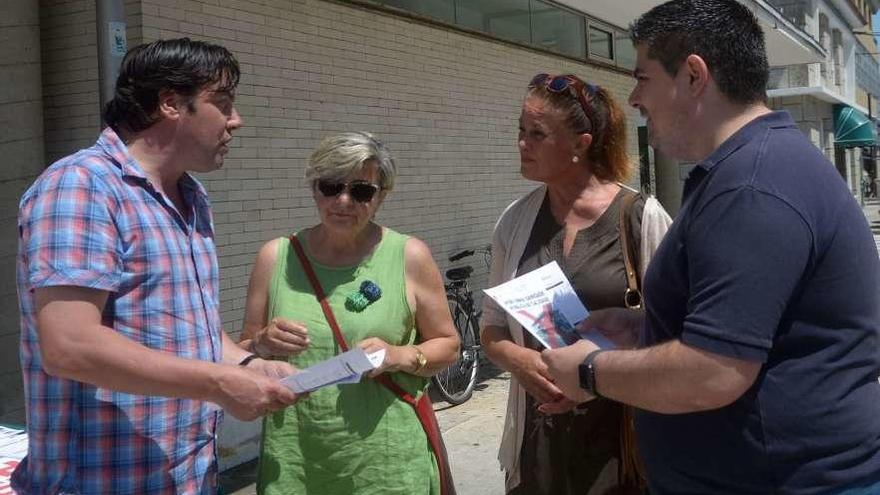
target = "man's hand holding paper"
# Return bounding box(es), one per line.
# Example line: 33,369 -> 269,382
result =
540,308 -> 646,404
541,339 -> 598,404
483,262 -> 630,408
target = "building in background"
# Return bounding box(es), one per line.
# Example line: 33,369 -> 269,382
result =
561,0 -> 828,215
765,0 -> 880,203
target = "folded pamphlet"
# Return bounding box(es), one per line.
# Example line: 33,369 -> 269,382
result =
483,261 -> 614,350
280,348 -> 386,393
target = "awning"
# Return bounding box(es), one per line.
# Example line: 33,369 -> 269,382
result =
834,105 -> 878,148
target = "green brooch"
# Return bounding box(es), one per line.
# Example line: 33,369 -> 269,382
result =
345,280 -> 382,312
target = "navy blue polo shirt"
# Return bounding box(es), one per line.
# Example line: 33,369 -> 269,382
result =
638,111 -> 880,494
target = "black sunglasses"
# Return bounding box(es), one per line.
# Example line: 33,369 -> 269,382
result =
316,180 -> 382,203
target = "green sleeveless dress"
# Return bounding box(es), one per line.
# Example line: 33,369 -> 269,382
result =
256,228 -> 440,495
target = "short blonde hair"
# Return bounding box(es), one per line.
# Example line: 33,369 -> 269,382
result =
305,132 -> 397,190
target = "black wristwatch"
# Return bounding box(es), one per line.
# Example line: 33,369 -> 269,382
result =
578,349 -> 605,398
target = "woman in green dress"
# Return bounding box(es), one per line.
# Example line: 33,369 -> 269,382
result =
240,132 -> 460,495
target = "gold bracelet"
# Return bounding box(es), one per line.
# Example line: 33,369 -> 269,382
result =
412,345 -> 428,373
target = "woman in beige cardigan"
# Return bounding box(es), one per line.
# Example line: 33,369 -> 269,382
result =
481,74 -> 671,495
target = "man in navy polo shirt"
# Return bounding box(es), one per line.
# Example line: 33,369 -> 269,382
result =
542,0 -> 880,493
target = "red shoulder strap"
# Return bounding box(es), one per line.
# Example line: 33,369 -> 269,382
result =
289,234 -> 349,352
290,234 -> 417,404
290,234 -> 453,494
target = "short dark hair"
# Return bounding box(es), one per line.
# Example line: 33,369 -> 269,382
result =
630,0 -> 768,105
103,38 -> 240,133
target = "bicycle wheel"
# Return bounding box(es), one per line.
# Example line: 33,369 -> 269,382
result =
431,293 -> 480,405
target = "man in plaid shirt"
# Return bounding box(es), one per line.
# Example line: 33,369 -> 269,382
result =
13,39 -> 300,494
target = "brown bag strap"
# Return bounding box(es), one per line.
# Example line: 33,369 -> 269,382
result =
618,191 -> 642,309
617,193 -> 648,490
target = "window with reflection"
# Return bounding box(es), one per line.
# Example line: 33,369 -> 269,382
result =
615,30 -> 635,70
530,0 -> 585,58
457,0 -> 531,45
353,0 -> 634,68
376,0 -> 455,23
589,24 -> 613,59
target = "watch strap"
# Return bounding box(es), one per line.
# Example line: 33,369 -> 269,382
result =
579,349 -> 606,398
238,354 -> 259,367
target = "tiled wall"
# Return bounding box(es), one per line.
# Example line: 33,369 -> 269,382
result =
0,0 -> 44,425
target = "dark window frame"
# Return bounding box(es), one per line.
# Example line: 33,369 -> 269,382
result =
587,20 -> 614,62
340,0 -> 633,75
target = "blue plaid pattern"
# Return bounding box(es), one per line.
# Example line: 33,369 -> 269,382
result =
13,128 -> 223,494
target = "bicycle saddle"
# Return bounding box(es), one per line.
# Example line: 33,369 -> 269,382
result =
445,266 -> 473,281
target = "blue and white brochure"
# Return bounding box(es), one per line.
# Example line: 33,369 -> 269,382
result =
484,261 -> 614,350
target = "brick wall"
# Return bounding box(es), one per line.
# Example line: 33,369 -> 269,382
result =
0,0 -> 44,424
40,0 -> 102,163
138,0 -> 641,335
40,0 -> 143,164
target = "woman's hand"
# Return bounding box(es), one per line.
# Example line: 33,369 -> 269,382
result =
537,397 -> 580,415
509,346 -> 567,405
252,317 -> 310,358
358,337 -> 420,377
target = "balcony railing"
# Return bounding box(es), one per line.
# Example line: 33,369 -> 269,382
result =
765,0 -> 809,30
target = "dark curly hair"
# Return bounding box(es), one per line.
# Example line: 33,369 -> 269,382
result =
103,38 -> 240,133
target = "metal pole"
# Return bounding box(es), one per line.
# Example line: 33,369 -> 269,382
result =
96,0 -> 127,126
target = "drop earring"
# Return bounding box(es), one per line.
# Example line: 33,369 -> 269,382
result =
572,156 -> 579,163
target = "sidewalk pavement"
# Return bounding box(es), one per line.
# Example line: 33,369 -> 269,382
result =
221,363 -> 510,495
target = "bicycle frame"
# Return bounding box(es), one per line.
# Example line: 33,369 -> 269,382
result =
431,245 -> 490,405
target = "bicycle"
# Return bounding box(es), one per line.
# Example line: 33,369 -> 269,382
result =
431,245 -> 492,405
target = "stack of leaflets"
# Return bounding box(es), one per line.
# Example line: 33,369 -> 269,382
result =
280,348 -> 386,393
483,261 -> 614,350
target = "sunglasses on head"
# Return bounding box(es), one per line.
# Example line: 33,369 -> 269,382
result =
316,180 -> 382,203
528,73 -> 596,128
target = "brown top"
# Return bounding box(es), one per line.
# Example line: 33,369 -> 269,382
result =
511,188 -> 647,494
519,188 -> 645,339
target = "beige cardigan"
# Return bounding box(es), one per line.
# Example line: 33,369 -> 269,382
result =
481,185 -> 673,491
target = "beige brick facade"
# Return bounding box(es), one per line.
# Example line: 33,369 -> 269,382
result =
1,0 -> 43,424
1,0 -> 638,426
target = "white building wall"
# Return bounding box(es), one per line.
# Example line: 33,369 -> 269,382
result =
0,0 -> 44,425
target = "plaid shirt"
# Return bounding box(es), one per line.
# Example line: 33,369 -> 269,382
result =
13,128 -> 223,494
